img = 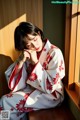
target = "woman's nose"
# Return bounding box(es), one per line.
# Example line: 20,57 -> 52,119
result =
32,42 -> 36,48
28,44 -> 35,50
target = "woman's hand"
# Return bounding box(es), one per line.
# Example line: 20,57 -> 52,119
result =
18,49 -> 38,66
19,50 -> 30,63
25,49 -> 38,64
17,51 -> 30,69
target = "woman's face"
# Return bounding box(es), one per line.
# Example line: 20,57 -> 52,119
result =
25,34 -> 43,52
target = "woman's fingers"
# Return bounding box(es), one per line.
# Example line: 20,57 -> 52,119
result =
23,50 -> 30,59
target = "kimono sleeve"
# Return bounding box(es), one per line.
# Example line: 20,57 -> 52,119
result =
5,62 -> 27,92
5,62 -> 16,82
27,48 -> 65,95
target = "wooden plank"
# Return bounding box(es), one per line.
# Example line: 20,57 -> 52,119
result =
29,103 -> 76,120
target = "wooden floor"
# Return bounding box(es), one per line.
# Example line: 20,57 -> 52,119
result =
28,102 -> 76,120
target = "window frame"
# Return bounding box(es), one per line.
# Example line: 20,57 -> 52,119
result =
65,2 -> 80,110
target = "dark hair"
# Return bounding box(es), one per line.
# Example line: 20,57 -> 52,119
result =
14,22 -> 44,51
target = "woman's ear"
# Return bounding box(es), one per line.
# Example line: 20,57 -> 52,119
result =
38,31 -> 41,38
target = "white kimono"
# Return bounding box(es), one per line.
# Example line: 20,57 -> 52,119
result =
0,40 -> 65,120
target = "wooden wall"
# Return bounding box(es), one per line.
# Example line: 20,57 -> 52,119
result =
0,0 -> 43,97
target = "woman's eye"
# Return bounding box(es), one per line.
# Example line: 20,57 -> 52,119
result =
26,44 -> 31,48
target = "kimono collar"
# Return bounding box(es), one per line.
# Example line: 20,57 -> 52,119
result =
38,39 -> 52,64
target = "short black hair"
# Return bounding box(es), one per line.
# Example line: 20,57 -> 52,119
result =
14,22 -> 44,51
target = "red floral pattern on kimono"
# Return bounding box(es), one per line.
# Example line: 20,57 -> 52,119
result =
46,78 -> 52,90
16,99 -> 26,112
53,73 -> 60,84
59,60 -> 64,71
52,91 -> 57,98
42,61 -> 48,70
16,99 -> 34,112
29,73 -> 37,81
42,54 -> 52,70
0,105 -> 3,113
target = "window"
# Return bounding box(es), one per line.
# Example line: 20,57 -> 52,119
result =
65,0 -> 80,109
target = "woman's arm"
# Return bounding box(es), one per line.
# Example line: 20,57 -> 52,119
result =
27,48 -> 65,95
4,53 -> 28,92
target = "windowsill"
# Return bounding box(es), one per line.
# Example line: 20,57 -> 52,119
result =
65,85 -> 80,111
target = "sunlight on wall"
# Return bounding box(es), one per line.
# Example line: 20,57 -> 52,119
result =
0,14 -> 27,61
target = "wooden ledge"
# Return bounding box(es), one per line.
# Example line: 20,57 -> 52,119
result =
28,102 -> 76,120
65,85 -> 80,111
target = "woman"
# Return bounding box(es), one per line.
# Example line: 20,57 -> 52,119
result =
0,22 -> 65,120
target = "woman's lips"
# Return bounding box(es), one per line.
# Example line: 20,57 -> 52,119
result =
36,47 -> 40,50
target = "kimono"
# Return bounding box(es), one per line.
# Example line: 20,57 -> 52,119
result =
0,40 -> 65,120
